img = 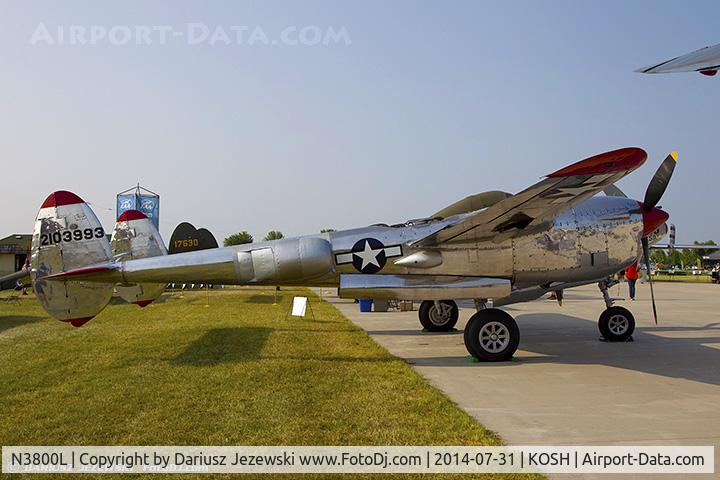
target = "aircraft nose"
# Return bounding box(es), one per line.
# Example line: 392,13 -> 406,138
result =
642,206 -> 670,236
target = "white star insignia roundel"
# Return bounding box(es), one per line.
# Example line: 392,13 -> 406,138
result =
333,238 -> 403,274
354,240 -> 383,270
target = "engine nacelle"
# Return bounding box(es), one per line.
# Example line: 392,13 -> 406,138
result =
234,237 -> 333,284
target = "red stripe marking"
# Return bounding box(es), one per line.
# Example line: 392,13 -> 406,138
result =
548,147 -> 647,178
46,266 -> 112,279
700,69 -> 717,76
41,191 -> 85,208
117,209 -> 147,222
133,300 -> 154,308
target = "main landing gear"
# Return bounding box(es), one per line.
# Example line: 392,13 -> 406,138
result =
418,300 -> 458,331
464,308 -> 520,362
418,299 -> 520,361
597,278 -> 635,342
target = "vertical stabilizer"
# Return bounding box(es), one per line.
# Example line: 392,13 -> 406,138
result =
111,209 -> 167,307
31,191 -> 114,326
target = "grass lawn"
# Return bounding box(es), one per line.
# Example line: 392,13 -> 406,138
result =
0,287 -> 538,480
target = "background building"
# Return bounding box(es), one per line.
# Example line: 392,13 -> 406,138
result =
0,234 -> 31,288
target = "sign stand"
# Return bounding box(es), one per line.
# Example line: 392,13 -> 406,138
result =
284,296 -> 315,321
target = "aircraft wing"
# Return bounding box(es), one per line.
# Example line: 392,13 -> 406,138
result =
0,269 -> 30,290
412,147 -> 647,247
636,43 -> 720,76
651,243 -> 718,250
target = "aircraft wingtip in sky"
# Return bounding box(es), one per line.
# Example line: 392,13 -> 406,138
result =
637,43 -> 720,76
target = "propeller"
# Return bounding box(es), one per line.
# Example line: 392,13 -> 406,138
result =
643,151 -> 678,211
641,236 -> 658,324
639,151 -> 678,324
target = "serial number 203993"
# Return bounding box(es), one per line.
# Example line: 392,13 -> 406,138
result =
40,228 -> 105,246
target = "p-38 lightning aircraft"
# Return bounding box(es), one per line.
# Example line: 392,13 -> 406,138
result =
30,147 -> 676,361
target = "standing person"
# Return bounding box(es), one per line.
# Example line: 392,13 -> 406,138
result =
21,258 -> 30,295
626,261 -> 639,300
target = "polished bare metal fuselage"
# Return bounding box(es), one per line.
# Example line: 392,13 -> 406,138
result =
108,196 -> 643,306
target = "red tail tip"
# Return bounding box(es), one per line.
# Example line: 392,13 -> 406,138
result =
41,191 -> 85,208
700,69 -> 717,77
117,209 -> 147,222
133,300 -> 154,308
67,316 -> 94,327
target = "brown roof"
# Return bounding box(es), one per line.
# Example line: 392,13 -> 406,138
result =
0,234 -> 32,252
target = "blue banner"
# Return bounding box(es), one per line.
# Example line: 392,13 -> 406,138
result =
138,195 -> 159,227
117,192 -> 159,228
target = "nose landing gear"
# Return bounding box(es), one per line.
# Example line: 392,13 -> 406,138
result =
598,306 -> 635,342
598,278 -> 635,341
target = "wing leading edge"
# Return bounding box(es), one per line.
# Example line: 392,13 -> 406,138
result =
636,43 -> 720,75
412,147 -> 647,247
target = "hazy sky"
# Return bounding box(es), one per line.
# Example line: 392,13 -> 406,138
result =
0,0 -> 718,243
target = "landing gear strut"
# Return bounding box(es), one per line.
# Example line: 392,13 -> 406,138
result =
464,308 -> 520,362
418,300 -> 458,331
473,298 -> 488,311
597,278 -> 635,341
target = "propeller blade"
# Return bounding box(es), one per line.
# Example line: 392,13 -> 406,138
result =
642,236 -> 658,324
643,152 -> 678,210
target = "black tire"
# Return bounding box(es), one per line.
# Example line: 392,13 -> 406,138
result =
598,306 -> 635,342
418,300 -> 459,331
464,308 -> 520,362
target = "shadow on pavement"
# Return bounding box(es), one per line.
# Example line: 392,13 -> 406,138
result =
366,329 -> 463,337
403,313 -> 720,386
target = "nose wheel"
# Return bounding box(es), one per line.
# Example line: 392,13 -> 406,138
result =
418,300 -> 458,331
464,308 -> 520,362
598,306 -> 635,342
597,278 -> 635,342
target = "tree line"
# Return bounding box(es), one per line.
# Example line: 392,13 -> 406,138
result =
223,229 -> 335,246
650,240 -> 718,269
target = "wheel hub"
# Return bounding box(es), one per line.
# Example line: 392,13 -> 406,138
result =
429,303 -> 452,326
479,321 -> 510,353
608,314 -> 629,335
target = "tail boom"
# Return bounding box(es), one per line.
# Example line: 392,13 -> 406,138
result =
48,236 -> 336,286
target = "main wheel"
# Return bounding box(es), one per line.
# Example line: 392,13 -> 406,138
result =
418,300 -> 458,331
598,306 -> 635,342
464,308 -> 520,362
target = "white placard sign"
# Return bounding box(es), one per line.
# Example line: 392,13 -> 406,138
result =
291,296 -> 308,317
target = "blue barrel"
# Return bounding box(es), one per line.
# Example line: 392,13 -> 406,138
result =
359,299 -> 373,312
